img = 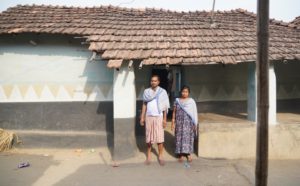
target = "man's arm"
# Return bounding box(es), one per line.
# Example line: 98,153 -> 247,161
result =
140,102 -> 147,126
163,110 -> 167,128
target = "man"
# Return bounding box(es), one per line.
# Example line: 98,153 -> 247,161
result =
140,75 -> 170,166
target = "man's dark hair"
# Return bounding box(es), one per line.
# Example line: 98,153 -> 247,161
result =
151,74 -> 160,81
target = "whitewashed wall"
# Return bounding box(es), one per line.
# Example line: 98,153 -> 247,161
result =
135,65 -> 151,100
0,34 -> 113,102
182,63 -> 248,102
183,62 -> 300,103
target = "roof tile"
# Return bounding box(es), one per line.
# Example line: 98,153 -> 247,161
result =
1,5 -> 299,65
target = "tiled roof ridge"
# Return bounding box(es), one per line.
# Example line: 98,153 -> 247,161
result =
2,4 -> 295,29
235,8 -> 295,29
290,16 -> 300,29
1,4 -> 259,15
292,16 -> 300,20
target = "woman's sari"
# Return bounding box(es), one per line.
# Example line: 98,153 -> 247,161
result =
174,98 -> 198,154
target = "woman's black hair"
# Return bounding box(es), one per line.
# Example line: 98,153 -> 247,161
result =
180,85 -> 190,93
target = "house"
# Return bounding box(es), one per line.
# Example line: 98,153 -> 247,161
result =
0,5 -> 299,159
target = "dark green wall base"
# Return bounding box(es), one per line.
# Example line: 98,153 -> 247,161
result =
0,101 -> 113,132
113,118 -> 137,160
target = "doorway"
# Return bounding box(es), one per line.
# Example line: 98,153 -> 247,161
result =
151,68 -> 169,93
151,67 -> 182,115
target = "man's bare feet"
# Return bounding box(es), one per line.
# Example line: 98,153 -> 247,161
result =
144,159 -> 151,165
158,158 -> 165,166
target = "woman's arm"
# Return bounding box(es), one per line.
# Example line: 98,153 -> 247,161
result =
171,106 -> 176,131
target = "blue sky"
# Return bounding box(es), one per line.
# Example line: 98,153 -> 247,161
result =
0,0 -> 299,22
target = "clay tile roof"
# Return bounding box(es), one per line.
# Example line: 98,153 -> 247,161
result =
290,16 -> 300,29
0,4 -> 300,65
107,59 -> 123,68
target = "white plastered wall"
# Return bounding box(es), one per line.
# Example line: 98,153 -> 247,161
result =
0,34 -> 113,102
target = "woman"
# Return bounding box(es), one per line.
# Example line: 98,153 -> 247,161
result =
171,85 -> 198,162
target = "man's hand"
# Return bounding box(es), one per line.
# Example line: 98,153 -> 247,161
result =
140,103 -> 146,127
163,119 -> 167,128
140,117 -> 145,126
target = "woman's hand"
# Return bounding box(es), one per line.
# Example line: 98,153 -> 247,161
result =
171,106 -> 176,132
171,121 -> 175,131
193,125 -> 196,131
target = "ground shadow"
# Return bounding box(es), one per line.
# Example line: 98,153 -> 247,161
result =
52,162 -> 188,186
136,136 -> 159,159
164,130 -> 176,158
0,153 -> 59,186
136,125 -> 177,159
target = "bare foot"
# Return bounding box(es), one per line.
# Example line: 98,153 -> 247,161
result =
178,156 -> 184,163
187,155 -> 192,163
144,159 -> 151,165
158,158 -> 165,166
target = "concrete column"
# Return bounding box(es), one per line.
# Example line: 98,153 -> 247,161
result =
269,62 -> 277,124
247,62 -> 257,122
113,62 -> 137,160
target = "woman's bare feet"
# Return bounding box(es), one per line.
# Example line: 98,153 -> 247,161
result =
178,155 -> 184,163
187,154 -> 192,162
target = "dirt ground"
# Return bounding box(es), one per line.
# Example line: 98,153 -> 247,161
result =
1,148 -> 300,186
1,112 -> 299,186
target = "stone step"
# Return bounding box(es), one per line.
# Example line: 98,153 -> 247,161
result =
8,130 -> 112,149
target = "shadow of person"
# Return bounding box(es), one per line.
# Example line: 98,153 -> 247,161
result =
96,102 -> 114,157
163,130 -> 176,158
136,135 -> 160,158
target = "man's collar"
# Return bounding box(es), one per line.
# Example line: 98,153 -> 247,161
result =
151,86 -> 158,91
